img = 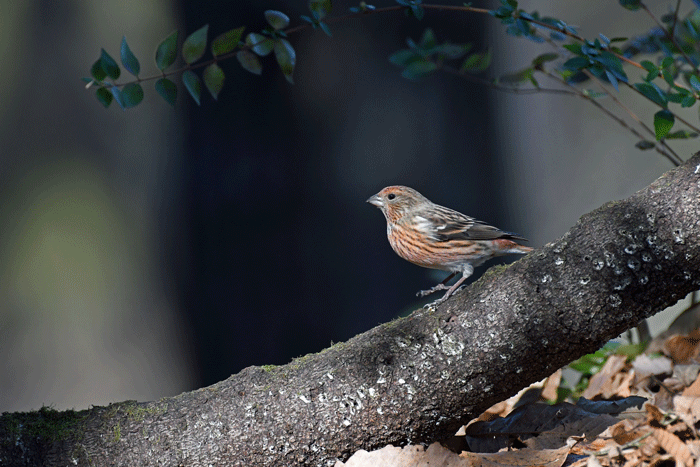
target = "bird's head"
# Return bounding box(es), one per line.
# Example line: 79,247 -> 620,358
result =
367,185 -> 430,223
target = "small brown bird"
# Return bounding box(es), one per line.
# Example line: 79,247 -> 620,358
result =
367,185 -> 533,304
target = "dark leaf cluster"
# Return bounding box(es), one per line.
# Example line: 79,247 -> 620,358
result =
83,2 -> 329,109
562,38 -> 628,91
389,28 -> 489,80
83,0 -> 700,158
489,0 -> 576,43
396,0 -> 424,20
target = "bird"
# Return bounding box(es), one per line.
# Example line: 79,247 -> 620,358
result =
367,185 -> 533,305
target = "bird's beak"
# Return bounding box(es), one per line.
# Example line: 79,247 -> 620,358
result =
366,194 -> 383,207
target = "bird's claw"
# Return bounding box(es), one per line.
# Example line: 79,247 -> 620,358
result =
420,285 -> 466,308
423,294 -> 449,308
416,283 -> 450,297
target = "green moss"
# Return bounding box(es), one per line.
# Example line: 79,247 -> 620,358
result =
113,421 -> 121,442
1,406 -> 89,444
122,401 -> 167,422
102,400 -> 167,423
482,263 -> 509,278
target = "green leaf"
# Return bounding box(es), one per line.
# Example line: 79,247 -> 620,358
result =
274,38 -> 296,84
461,49 -> 491,72
407,4 -> 424,20
435,43 -> 471,59
236,50 -> 263,75
489,0 -> 517,19
155,30 -> 179,71
211,26 -> 245,57
667,92 -> 683,104
309,0 -> 332,19
96,87 -> 113,108
100,49 -> 120,80
419,28 -> 437,50
634,140 -> 655,150
594,51 -> 627,80
563,43 -> 582,54
182,70 -> 202,106
605,69 -> 619,91
402,59 -> 437,80
247,33 -> 274,57
155,78 -> 177,106
654,109 -> 675,140
681,94 -> 696,108
563,56 -> 590,71
619,0 -> 641,11
265,10 -> 290,30
120,36 -> 140,76
203,63 -> 225,100
661,56 -> 674,69
120,83 -> 144,108
665,129 -> 698,139
689,74 -> 700,92
640,60 -> 659,82
111,87 -> 125,109
581,89 -> 607,98
319,22 -> 332,37
389,49 -> 419,66
532,53 -> 558,67
662,67 -> 675,87
91,58 -> 107,82
634,82 -> 668,107
183,24 -> 209,64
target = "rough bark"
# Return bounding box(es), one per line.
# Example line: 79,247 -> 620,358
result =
2,154 -> 699,467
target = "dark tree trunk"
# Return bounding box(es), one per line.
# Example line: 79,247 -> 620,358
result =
2,154 -> 699,466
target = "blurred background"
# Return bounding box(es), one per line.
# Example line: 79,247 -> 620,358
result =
0,0 -> 695,412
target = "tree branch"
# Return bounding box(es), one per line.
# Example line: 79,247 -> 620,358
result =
2,154 -> 700,466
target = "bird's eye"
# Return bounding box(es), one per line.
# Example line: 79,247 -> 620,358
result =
387,193 -> 396,200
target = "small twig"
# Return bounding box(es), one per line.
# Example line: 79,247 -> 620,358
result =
671,0 -> 683,38
438,64 -> 579,96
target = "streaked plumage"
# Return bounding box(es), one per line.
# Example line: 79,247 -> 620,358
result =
367,185 -> 532,304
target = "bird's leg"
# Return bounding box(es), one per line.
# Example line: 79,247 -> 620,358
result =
430,265 -> 474,305
416,272 -> 456,297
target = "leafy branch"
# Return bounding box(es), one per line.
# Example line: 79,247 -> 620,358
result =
85,0 -> 700,165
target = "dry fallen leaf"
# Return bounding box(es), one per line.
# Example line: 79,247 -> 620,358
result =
664,330 -> 700,364
652,427 -> 693,467
335,443 -> 461,467
542,369 -> 562,402
581,355 -> 627,400
460,445 -> 570,467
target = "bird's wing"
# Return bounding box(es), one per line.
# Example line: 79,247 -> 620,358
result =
416,205 -> 526,242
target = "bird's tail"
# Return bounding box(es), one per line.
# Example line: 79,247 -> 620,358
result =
494,239 -> 534,255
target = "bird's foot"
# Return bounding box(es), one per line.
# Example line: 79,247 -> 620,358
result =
421,285 -> 466,308
416,283 -> 450,297
423,293 -> 450,308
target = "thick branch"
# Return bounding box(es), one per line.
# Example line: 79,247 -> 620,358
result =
2,154 -> 700,466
